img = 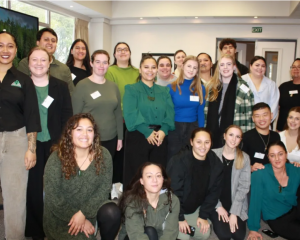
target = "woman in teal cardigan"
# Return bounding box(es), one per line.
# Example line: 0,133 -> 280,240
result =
123,54 -> 175,189
247,141 -> 300,240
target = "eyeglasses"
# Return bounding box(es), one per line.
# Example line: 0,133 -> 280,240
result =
290,66 -> 300,70
116,48 -> 129,53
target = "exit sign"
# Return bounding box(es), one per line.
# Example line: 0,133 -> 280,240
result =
252,27 -> 262,33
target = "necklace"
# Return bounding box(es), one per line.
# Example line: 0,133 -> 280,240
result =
78,154 -> 89,176
142,81 -> 155,101
222,155 -> 233,166
256,130 -> 270,151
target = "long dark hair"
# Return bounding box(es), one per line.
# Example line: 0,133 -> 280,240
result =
118,162 -> 173,223
136,54 -> 157,82
51,113 -> 104,180
66,39 -> 91,74
112,42 -> 133,67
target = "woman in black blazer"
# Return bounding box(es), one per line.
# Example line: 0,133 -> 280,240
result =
25,46 -> 73,239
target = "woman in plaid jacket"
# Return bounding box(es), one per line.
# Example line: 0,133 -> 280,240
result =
204,54 -> 255,148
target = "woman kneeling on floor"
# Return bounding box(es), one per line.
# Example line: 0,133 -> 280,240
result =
118,162 -> 180,240
167,128 -> 224,240
43,113 -> 121,240
211,125 -> 251,240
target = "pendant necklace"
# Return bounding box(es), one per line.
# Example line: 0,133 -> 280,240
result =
78,154 -> 89,176
224,158 -> 233,166
142,82 -> 155,101
256,130 -> 270,151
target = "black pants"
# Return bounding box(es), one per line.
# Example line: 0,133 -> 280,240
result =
102,136 -> 118,160
25,140 -> 52,238
210,211 -> 246,240
267,186 -> 300,240
97,202 -> 121,240
123,130 -> 168,190
167,121 -> 198,161
111,122 -> 126,183
124,226 -> 158,240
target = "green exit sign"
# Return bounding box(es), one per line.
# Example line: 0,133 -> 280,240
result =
252,27 -> 262,33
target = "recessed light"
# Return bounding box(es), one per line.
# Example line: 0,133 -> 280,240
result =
254,16 -> 258,19
195,17 -> 198,19
70,5 -> 73,8
140,17 -> 143,20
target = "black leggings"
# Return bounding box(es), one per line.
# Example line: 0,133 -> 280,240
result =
210,211 -> 246,240
124,226 -> 158,240
97,202 -> 121,240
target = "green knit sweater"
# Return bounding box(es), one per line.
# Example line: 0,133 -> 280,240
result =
43,147 -> 112,240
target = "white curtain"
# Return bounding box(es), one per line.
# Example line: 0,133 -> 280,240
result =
75,18 -> 89,44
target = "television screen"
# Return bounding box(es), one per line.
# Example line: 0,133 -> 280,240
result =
0,6 -> 38,66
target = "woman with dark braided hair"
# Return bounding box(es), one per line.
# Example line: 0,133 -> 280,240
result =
118,162 -> 180,240
43,113 -> 121,240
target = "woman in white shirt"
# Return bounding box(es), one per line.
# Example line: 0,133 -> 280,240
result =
241,56 -> 279,121
279,107 -> 300,163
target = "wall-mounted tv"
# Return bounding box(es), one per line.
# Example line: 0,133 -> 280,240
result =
0,6 -> 38,66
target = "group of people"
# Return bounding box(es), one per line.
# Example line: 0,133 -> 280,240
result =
0,26 -> 300,240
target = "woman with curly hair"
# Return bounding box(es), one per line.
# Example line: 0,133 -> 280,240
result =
43,113 -> 121,240
118,162 -> 180,240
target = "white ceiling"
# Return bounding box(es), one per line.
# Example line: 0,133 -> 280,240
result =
34,1 -> 300,23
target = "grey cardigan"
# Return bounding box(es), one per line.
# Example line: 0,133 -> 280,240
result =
212,147 -> 251,221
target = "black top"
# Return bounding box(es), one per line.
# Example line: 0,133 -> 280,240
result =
277,80 -> 300,131
47,76 -> 73,143
0,66 -> 41,133
167,145 -> 224,221
242,128 -> 280,165
69,66 -> 91,86
220,155 -> 233,211
183,156 -> 210,214
212,60 -> 249,76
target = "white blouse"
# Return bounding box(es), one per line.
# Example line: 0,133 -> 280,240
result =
241,74 -> 280,121
279,130 -> 300,163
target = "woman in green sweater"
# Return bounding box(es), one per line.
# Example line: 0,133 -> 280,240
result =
72,50 -> 123,160
118,162 -> 180,240
247,141 -> 300,240
105,42 -> 139,187
44,113 -> 121,240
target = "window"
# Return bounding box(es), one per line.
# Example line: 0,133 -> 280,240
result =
51,12 -> 74,63
2,0 -> 74,63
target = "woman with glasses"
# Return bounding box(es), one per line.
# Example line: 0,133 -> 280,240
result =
104,42 -> 139,191
277,58 -> 300,131
247,141 -> 300,240
242,56 -> 279,122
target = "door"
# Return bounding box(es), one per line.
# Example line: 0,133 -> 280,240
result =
255,41 -> 296,86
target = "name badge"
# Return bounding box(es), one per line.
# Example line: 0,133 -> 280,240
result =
254,152 -> 265,159
190,95 -> 199,102
240,84 -> 250,93
91,91 -> 101,99
42,96 -> 54,108
289,90 -> 298,94
71,73 -> 76,81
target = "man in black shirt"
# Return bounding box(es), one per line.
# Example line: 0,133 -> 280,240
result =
242,103 -> 280,172
212,38 -> 249,76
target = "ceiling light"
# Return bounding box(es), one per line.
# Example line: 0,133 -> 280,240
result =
254,16 -> 258,18
195,17 -> 198,19
140,17 -> 143,20
70,6 -> 73,8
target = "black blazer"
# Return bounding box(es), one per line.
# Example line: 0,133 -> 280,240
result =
47,76 -> 73,143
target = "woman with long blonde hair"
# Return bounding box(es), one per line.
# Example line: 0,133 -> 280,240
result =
167,55 -> 206,160
205,54 -> 254,148
211,125 -> 251,240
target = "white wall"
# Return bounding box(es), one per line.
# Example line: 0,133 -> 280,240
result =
109,24 -> 300,70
